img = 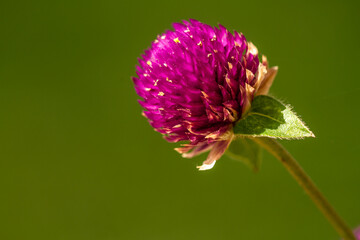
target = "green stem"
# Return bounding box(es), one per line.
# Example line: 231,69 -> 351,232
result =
252,137 -> 355,240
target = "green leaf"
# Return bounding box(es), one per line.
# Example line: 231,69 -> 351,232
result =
233,95 -> 315,139
226,137 -> 262,172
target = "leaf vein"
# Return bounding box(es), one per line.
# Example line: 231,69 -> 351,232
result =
248,112 -> 284,124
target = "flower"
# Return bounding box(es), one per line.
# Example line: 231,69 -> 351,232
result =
132,19 -> 278,170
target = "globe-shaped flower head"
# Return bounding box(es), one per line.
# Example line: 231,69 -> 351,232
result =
133,19 -> 278,170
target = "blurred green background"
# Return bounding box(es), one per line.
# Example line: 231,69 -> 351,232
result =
1,0 -> 360,239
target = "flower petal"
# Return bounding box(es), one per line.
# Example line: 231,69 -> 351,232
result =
256,66 -> 278,96
197,160 -> 217,171
197,135 -> 233,171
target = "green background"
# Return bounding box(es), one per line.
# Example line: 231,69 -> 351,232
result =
1,0 -> 359,239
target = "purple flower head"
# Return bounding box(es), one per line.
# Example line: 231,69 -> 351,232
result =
132,19 -> 278,170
